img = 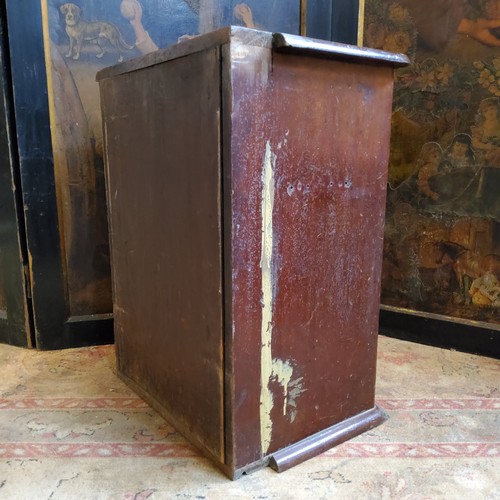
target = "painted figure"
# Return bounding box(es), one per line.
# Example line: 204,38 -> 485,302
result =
469,271 -> 500,306
120,0 -> 158,54
482,0 -> 500,37
398,0 -> 500,50
234,3 -> 257,28
415,142 -> 443,200
472,97 -> 500,166
437,240 -> 500,302
440,134 -> 475,171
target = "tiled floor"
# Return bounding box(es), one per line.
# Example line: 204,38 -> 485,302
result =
0,336 -> 499,499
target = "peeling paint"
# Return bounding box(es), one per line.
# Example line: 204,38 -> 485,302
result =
272,358 -> 293,415
271,361 -> 305,422
287,377 -> 306,423
259,139 -> 276,455
259,140 -> 304,454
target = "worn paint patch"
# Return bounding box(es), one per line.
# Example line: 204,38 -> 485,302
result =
231,43 -> 270,86
286,376 -> 306,423
271,358 -> 293,415
259,140 -> 276,455
259,140 -> 304,454
271,359 -> 305,422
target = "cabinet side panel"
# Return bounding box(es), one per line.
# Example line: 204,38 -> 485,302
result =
264,54 -> 394,453
100,48 -> 224,462
228,45 -> 395,467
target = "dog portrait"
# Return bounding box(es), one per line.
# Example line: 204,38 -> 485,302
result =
60,3 -> 134,62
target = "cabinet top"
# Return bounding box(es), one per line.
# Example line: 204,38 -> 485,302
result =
97,26 -> 409,81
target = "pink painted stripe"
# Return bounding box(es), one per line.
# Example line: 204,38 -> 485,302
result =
0,442 -> 497,459
322,443 -> 500,458
377,399 -> 500,411
0,398 -> 148,410
1,398 -> 498,411
0,443 -> 198,459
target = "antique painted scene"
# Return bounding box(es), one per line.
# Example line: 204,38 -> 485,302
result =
42,0 -> 300,316
364,0 -> 500,326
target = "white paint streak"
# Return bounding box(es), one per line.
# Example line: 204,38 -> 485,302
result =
259,141 -> 305,454
260,140 -> 276,455
287,377 -> 306,423
272,359 -> 294,415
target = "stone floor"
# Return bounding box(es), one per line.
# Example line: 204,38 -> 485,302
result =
0,336 -> 498,499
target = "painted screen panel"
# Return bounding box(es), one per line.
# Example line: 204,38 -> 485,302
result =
42,0 -> 300,317
0,20 -> 30,347
363,0 -> 500,326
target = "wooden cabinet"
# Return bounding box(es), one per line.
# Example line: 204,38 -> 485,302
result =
98,27 -> 406,478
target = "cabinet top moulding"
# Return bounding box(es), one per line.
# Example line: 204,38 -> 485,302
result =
96,26 -> 409,82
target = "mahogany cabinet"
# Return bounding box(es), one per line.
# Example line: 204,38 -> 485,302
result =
97,27 -> 407,478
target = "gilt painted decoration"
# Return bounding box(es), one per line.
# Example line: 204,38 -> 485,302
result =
364,0 -> 500,326
42,1 -> 300,316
